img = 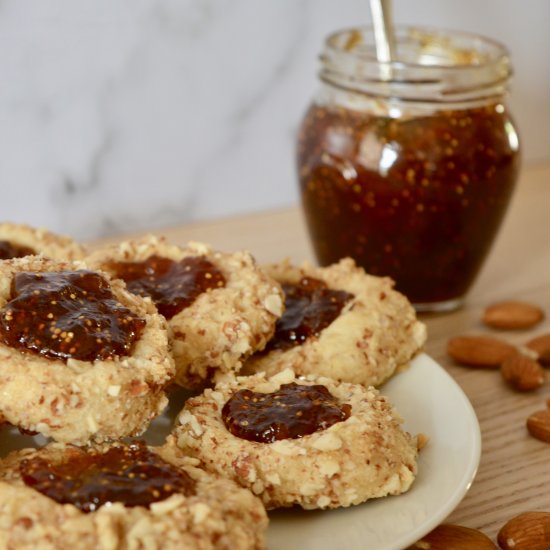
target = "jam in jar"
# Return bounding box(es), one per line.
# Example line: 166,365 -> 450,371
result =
297,28 -> 520,311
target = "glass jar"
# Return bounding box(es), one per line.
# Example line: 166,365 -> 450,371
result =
297,27 -> 520,311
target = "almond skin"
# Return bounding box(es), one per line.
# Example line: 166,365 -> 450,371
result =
527,408 -> 550,443
501,354 -> 545,392
526,334 -> 550,366
483,301 -> 545,330
410,524 -> 496,549
447,336 -> 517,368
497,511 -> 550,549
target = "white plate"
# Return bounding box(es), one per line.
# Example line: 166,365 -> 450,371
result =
0,353 -> 480,550
267,353 -> 481,550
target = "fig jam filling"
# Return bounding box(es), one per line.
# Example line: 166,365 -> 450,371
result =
0,240 -> 35,259
266,276 -> 353,352
19,441 -> 196,512
222,382 -> 351,443
107,255 -> 226,320
0,270 -> 145,361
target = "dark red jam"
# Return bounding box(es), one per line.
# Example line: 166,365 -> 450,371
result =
107,255 -> 226,320
0,270 -> 146,361
19,441 -> 196,512
222,382 -> 351,443
265,276 -> 353,352
0,240 -> 35,259
297,104 -> 520,305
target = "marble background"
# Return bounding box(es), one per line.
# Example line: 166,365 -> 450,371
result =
1,0 -> 549,241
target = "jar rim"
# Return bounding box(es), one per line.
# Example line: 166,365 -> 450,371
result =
324,25 -> 510,70
320,26 -> 512,103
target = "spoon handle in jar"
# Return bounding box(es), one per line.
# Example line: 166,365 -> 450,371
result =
369,0 -> 397,65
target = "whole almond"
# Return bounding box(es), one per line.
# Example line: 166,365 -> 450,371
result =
483,301 -> 545,330
497,511 -> 550,549
526,334 -> 550,366
501,355 -> 545,391
526,408 -> 550,442
447,336 -> 517,368
409,524 -> 496,549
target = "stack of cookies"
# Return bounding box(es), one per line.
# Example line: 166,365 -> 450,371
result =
0,223 -> 427,550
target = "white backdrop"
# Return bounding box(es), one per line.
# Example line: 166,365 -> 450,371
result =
0,0 -> 548,240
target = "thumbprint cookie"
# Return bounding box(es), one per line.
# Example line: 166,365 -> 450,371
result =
169,369 -> 419,510
0,257 -> 174,444
0,222 -> 85,260
0,441 -> 267,550
242,258 -> 426,387
87,236 -> 283,389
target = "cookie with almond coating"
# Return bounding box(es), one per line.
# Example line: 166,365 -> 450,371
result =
87,236 -> 284,389
0,441 -> 267,550
243,258 -> 426,387
169,369 -> 419,510
0,222 -> 85,260
0,256 -> 174,445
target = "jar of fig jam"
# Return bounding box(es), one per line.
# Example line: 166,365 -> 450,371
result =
297,27 -> 520,311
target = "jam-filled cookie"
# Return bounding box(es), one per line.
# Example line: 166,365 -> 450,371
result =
0,256 -> 174,444
0,441 -> 267,550
169,369 -> 419,510
86,236 -> 284,389
0,222 -> 85,260
242,258 -> 427,387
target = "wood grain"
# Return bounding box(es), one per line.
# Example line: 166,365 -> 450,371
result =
94,162 -> 550,545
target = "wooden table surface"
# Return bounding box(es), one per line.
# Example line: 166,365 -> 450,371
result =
100,161 -> 550,545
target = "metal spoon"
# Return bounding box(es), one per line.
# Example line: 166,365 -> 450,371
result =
369,0 -> 396,78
